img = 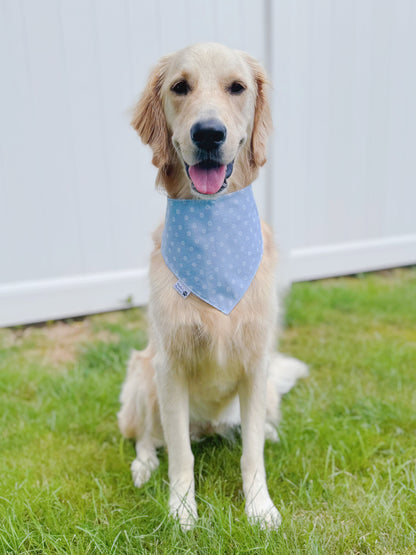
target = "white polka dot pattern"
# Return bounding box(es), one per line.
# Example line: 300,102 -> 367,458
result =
161,185 -> 263,314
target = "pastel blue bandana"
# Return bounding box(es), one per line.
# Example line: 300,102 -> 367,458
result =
161,185 -> 263,314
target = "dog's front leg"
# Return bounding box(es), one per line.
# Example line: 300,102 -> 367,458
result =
239,358 -> 282,530
154,354 -> 197,530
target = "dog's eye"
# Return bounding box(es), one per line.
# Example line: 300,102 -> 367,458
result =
171,80 -> 190,95
229,81 -> 246,95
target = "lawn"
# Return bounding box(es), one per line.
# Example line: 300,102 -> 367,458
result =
1,268 -> 415,554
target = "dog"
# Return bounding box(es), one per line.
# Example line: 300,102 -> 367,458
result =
118,43 -> 307,530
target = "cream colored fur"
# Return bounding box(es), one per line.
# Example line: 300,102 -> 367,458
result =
118,43 -> 307,530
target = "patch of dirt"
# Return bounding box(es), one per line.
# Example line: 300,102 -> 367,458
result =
0,329 -> 18,349
2,319 -> 119,368
89,308 -> 148,330
38,321 -> 119,366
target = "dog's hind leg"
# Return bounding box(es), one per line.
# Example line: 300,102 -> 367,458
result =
265,353 -> 308,442
118,347 -> 164,487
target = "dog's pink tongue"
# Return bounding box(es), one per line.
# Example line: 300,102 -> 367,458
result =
189,164 -> 226,194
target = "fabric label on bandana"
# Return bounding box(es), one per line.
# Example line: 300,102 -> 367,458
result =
174,280 -> 191,298
161,185 -> 263,315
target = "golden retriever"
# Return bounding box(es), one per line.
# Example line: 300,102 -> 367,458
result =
118,43 -> 307,530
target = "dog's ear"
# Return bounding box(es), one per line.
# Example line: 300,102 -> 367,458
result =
246,56 -> 273,168
131,56 -> 172,169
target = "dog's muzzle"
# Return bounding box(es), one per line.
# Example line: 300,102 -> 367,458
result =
184,118 -> 234,195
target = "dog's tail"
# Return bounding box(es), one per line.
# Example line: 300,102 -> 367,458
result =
263,353 -> 308,441
268,353 -> 309,395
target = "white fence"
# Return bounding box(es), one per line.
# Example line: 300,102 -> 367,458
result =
271,0 -> 416,281
1,0 -> 415,326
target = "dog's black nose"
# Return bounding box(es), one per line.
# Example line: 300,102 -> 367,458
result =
191,119 -> 227,151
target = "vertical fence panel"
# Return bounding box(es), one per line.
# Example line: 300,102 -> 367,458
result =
272,0 -> 416,281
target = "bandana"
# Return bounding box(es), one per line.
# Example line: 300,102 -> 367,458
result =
161,185 -> 263,314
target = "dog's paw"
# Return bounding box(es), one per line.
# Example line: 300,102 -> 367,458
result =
131,453 -> 159,488
246,500 -> 282,531
170,495 -> 198,531
264,422 -> 279,443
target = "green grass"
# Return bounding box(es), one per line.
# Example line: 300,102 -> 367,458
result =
1,268 -> 416,554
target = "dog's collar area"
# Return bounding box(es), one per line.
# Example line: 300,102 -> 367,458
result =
161,185 -> 263,314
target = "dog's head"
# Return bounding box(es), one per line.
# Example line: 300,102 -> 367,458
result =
132,43 -> 272,199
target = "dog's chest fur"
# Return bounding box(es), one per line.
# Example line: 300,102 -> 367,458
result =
148,220 -> 278,413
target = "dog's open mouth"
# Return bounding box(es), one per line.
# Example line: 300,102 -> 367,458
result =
185,160 -> 234,195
